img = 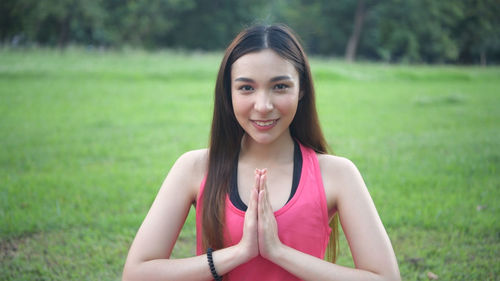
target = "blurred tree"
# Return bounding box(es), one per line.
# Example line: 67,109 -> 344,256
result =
374,0 -> 463,63
345,0 -> 366,62
0,0 -> 24,44
167,0 -> 267,50
22,0 -> 106,47
454,0 -> 500,65
1,0 -> 499,64
0,0 -> 107,47
271,0 -> 379,61
271,0 -> 350,55
104,0 -> 196,48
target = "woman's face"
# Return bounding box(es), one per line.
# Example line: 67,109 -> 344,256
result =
231,49 -> 301,145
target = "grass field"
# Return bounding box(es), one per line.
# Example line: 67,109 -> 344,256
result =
0,48 -> 499,280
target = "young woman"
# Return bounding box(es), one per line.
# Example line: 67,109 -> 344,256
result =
123,24 -> 400,281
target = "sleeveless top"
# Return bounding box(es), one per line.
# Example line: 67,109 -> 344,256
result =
195,142 -> 331,280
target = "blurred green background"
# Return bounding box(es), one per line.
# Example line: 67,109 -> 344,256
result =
2,0 -> 500,64
1,1 -> 499,280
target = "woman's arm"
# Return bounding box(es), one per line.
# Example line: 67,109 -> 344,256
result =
122,150 -> 259,281
123,246 -> 250,281
256,157 -> 401,281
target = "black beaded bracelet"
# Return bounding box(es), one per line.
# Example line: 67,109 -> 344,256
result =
207,248 -> 222,281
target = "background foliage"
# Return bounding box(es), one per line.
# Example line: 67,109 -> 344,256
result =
1,0 -> 500,64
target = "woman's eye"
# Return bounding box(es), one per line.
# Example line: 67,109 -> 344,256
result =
274,84 -> 289,91
239,85 -> 254,91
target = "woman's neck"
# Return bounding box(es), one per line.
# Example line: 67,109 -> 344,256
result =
239,131 -> 295,167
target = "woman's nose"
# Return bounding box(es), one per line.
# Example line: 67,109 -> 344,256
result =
254,91 -> 273,113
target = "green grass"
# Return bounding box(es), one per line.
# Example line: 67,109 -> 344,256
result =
1,48 -> 499,280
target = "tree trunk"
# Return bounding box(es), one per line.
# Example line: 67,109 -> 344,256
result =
345,0 -> 366,63
480,50 -> 486,66
58,16 -> 70,48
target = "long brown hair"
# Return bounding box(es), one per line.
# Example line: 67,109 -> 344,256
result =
202,24 -> 339,262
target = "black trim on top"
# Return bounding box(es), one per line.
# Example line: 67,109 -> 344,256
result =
229,140 -> 303,211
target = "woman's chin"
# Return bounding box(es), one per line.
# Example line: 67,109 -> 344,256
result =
244,130 -> 291,146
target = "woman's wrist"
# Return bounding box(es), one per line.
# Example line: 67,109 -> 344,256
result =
235,240 -> 258,262
207,248 -> 223,281
207,244 -> 256,277
265,241 -> 286,263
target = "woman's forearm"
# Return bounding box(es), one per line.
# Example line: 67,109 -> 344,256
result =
269,244 -> 401,281
123,244 -> 252,281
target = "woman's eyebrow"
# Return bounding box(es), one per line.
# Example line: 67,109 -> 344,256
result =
234,75 -> 293,83
234,77 -> 254,82
270,75 -> 293,82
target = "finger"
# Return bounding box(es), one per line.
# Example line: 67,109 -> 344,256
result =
259,171 -> 267,193
251,189 -> 260,238
254,169 -> 260,191
247,187 -> 258,216
258,187 -> 270,211
257,190 -> 267,214
260,176 -> 275,216
245,187 -> 258,237
260,168 -> 267,178
256,168 -> 263,188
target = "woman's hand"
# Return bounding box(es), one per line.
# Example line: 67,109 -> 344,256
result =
239,169 -> 283,261
237,170 -> 260,260
256,169 -> 283,261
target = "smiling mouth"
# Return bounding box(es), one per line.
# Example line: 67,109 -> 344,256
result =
255,120 -> 275,126
251,119 -> 279,128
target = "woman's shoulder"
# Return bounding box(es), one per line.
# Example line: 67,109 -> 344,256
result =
177,148 -> 209,163
317,154 -> 364,211
175,148 -> 209,176
317,153 -> 358,175
167,149 -> 209,193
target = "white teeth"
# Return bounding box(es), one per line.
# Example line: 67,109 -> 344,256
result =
255,120 -> 274,126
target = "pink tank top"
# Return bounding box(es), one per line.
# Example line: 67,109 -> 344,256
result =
195,142 -> 331,280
